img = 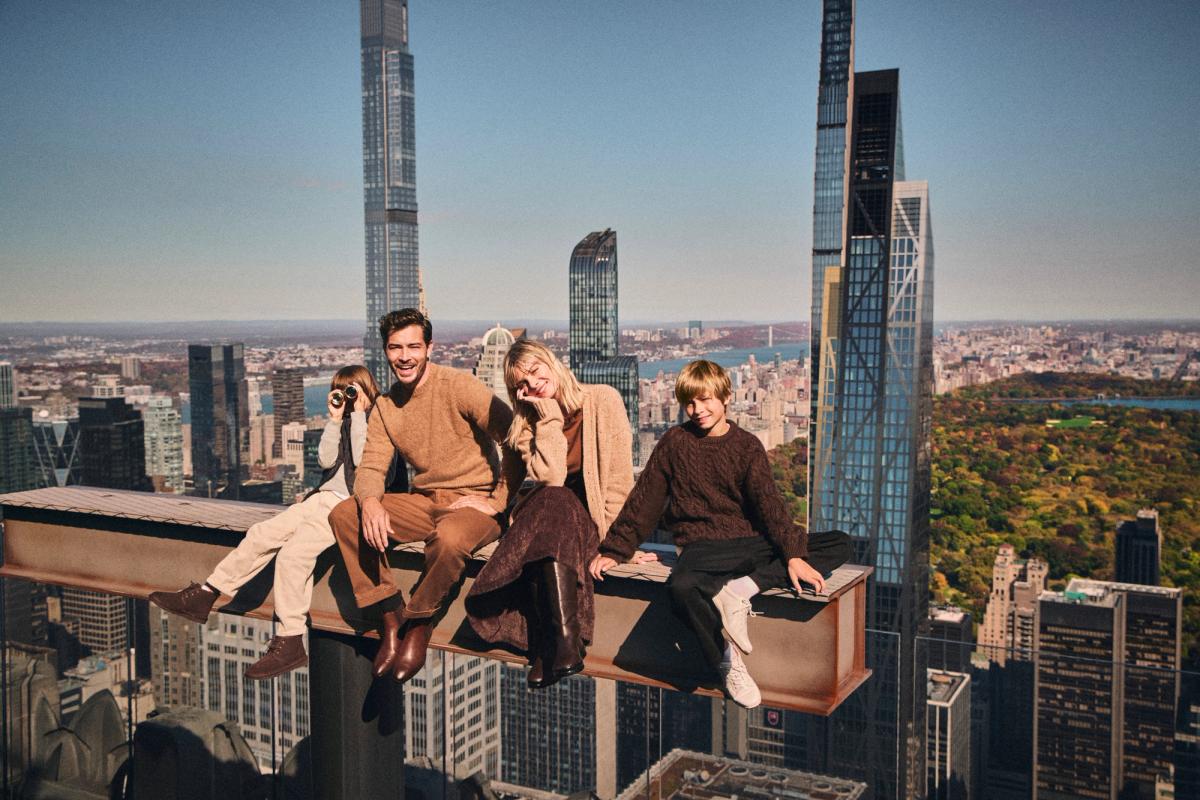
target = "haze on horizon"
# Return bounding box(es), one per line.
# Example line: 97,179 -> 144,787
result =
1,0 -> 1196,324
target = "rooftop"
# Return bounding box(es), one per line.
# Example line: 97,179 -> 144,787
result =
614,748 -> 866,800
927,669 -> 970,705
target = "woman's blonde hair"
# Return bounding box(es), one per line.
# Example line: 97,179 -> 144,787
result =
503,340 -> 585,448
674,359 -> 731,405
331,364 -> 381,408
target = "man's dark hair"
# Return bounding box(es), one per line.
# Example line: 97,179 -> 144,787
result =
378,308 -> 432,344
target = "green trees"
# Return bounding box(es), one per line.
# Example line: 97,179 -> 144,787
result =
769,373 -> 1200,667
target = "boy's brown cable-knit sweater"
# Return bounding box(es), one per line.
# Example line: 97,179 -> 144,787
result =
600,421 -> 808,561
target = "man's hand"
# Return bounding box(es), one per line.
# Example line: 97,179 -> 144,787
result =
630,550 -> 659,565
447,495 -> 498,517
787,557 -> 826,595
589,554 -> 618,581
361,496 -> 392,552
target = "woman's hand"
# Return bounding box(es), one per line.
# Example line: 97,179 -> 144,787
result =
516,388 -> 561,420
589,554 -> 618,581
630,550 -> 659,565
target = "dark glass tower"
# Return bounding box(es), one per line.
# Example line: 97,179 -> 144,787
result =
1116,508 -> 1161,586
188,343 -> 248,498
361,0 -> 420,388
271,368 -> 306,460
0,406 -> 39,493
807,0 -> 854,454
569,229 -> 619,366
78,396 -> 152,491
568,229 -> 641,464
807,66 -> 933,799
1034,580 -> 1182,799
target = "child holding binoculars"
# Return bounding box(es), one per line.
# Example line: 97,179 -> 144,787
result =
150,365 -> 380,679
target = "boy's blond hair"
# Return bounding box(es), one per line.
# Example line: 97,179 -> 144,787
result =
674,359 -> 731,405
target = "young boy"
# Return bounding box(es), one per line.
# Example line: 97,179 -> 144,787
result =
588,360 -> 851,708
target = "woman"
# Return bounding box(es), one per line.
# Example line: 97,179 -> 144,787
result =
150,365 -> 380,679
466,340 -> 634,688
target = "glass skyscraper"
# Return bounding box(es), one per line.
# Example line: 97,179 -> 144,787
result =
567,229 -> 641,464
361,0 -> 420,388
808,0 -> 853,454
188,343 -> 248,499
807,56 -> 934,800
569,229 -> 619,366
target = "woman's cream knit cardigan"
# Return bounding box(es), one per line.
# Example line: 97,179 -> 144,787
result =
511,383 -> 634,540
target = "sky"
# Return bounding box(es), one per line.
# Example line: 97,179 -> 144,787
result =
1,0 -> 1197,324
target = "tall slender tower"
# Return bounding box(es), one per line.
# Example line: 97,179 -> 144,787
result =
568,229 -> 641,464
361,0 -> 420,388
569,228 -> 620,366
807,0 -> 854,455
807,46 -> 934,796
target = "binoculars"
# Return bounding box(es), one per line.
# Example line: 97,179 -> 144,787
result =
330,384 -> 359,409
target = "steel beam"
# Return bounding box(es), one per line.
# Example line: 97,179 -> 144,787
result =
0,487 -> 870,714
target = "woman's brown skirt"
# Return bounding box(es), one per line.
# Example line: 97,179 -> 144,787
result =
465,485 -> 599,652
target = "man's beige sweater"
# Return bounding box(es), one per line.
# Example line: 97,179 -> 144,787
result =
355,363 -> 519,513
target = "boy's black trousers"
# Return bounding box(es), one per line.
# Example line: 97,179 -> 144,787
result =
666,530 -> 853,669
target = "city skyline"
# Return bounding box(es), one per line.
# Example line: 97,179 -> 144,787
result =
2,1 -> 1197,324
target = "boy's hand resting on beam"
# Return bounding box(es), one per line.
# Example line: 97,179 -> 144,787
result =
589,549 -> 658,581
788,557 -> 826,595
589,554 -> 618,581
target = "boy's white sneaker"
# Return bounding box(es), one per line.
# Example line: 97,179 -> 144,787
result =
713,585 -> 755,654
719,648 -> 762,709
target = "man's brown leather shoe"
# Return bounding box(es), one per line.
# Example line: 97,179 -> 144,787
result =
245,635 -> 307,680
373,609 -> 403,679
149,582 -> 218,624
391,619 -> 433,683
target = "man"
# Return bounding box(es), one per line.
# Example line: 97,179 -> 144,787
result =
329,308 -> 520,682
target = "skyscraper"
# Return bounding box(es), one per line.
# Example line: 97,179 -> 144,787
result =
271,368 -> 306,460
615,682 -> 716,790
1034,579 -> 1182,799
928,606 -> 973,673
807,57 -> 934,797
31,415 -> 81,487
0,406 -> 39,493
403,650 -> 501,783
501,668 -> 618,796
141,396 -> 184,493
926,670 -> 971,800
574,357 -> 641,465
1116,508 -> 1161,586
60,589 -> 128,654
0,361 -> 15,408
568,229 -> 641,464
77,396 -> 152,491
199,613 -> 311,768
569,229 -> 619,366
978,544 -> 1049,666
807,0 -> 853,454
360,0 -> 420,388
188,343 -> 248,498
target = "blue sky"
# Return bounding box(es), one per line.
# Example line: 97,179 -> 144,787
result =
1,0 -> 1197,323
